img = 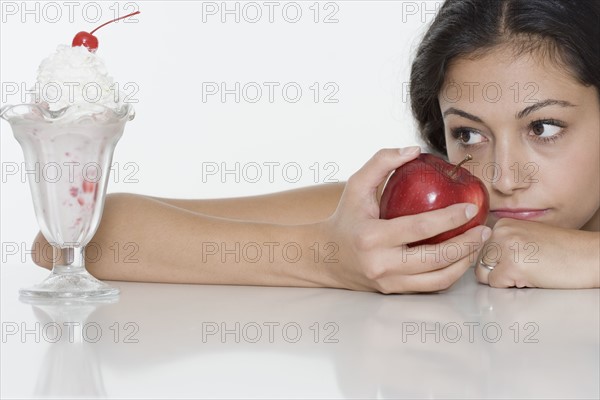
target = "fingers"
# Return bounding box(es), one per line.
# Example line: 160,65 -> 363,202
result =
378,202 -> 484,247
392,225 -> 489,275
376,172 -> 392,204
366,224 -> 486,280
348,147 -> 421,197
364,224 -> 491,293
407,252 -> 475,292
476,255 -> 518,288
375,250 -> 475,294
475,261 -> 491,285
475,255 -> 492,285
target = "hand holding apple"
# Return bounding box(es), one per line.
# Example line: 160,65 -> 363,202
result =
379,153 -> 490,247
318,147 -> 491,294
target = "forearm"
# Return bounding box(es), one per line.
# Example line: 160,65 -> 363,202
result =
530,228 -> 599,289
83,194 -> 340,288
146,182 -> 347,225
580,231 -> 600,288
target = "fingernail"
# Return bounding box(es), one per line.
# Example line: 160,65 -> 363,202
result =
481,226 -> 492,241
399,146 -> 420,155
465,204 -> 478,219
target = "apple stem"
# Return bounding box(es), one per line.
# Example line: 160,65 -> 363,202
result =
90,11 -> 141,35
449,154 -> 473,178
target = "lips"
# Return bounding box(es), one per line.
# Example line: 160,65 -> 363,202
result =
490,208 -> 550,220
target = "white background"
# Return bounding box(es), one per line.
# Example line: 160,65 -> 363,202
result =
2,4 -> 599,400
1,0 -> 442,269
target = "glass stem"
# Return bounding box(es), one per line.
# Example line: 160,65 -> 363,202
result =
52,246 -> 86,274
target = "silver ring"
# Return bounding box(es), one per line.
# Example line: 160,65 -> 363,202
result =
479,259 -> 495,271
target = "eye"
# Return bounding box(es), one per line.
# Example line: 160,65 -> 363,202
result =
529,120 -> 564,138
451,128 -> 485,146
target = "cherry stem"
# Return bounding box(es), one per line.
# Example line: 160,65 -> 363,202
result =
90,11 -> 141,35
449,154 -> 473,178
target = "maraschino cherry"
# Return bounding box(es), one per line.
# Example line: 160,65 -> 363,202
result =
72,11 -> 140,52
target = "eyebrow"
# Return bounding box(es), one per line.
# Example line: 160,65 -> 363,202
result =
442,99 -> 577,123
516,99 -> 576,119
442,108 -> 483,123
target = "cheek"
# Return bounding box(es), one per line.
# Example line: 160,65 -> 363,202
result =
556,109 -> 600,215
534,162 -> 568,196
555,124 -> 600,190
469,161 -> 495,195
444,132 -> 455,159
528,155 -> 598,228
445,143 -> 493,188
445,145 -> 467,168
558,145 -> 600,209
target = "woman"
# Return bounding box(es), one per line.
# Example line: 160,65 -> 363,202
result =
32,0 -> 600,292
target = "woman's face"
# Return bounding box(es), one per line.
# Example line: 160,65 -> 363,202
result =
439,46 -> 600,230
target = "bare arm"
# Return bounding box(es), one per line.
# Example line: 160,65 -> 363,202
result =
31,148 -> 488,293
475,219 -> 600,288
30,182 -> 351,285
143,177 -> 392,225
32,180 -> 384,281
145,182 -> 348,225
32,193 -> 340,288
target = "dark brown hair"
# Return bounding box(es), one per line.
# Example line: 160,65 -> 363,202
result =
409,0 -> 600,156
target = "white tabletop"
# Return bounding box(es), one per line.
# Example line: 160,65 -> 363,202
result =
1,264 -> 599,399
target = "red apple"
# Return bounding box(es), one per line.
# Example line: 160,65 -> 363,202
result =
379,153 -> 489,247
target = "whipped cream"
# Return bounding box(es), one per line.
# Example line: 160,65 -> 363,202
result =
33,44 -> 123,112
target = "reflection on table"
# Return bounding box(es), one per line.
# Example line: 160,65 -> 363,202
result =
4,267 -> 599,399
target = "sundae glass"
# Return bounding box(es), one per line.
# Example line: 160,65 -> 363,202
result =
2,12 -> 140,298
1,103 -> 134,298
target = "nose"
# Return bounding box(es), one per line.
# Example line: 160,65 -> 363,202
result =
489,138 -> 532,195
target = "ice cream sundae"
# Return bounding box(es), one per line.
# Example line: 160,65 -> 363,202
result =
0,11 -> 140,298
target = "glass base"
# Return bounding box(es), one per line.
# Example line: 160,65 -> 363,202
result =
19,268 -> 120,299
